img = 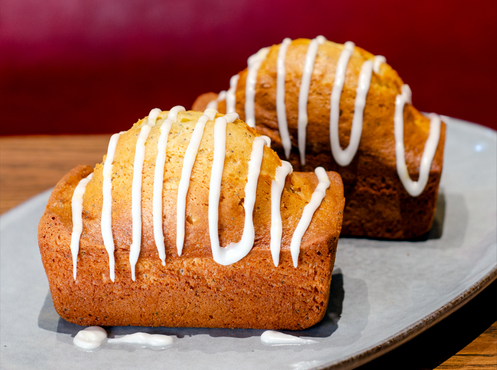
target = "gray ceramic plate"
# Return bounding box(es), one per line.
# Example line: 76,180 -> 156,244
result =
1,117 -> 496,370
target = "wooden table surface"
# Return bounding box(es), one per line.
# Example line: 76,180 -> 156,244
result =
1,135 -> 495,369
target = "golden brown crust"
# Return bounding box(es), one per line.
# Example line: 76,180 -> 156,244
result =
193,39 -> 446,238
38,111 -> 345,329
192,92 -> 218,111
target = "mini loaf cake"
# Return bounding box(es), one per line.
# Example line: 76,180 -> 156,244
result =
193,37 -> 446,239
38,108 -> 345,330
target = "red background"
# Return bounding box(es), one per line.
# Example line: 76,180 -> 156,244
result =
1,0 -> 496,135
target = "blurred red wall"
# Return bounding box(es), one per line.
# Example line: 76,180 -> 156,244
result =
1,0 -> 496,135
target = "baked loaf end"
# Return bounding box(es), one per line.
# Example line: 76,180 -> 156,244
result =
38,110 -> 345,329
193,38 -> 446,239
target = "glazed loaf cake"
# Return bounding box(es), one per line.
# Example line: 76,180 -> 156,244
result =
38,108 -> 345,330
193,37 -> 446,239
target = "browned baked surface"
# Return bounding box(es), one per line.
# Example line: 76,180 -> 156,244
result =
38,111 -> 345,329
193,39 -> 446,239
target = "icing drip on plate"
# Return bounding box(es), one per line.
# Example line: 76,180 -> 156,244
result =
73,326 -> 108,351
108,333 -> 173,349
260,330 -> 317,346
73,327 -> 172,351
73,327 -> 313,351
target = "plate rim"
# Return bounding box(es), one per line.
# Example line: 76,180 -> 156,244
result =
322,265 -> 497,370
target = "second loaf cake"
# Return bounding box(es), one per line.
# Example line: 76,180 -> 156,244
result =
193,37 -> 446,239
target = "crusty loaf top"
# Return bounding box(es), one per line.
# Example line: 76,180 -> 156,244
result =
42,109 -> 344,281
193,38 -> 445,198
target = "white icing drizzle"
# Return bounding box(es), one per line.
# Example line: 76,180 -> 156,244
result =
329,41 -> 356,167
290,167 -> 330,267
226,74 -> 240,113
129,109 -> 159,281
176,108 -> 218,256
207,90 -> 227,110
261,330 -> 317,346
394,85 -> 441,196
73,326 -> 107,351
332,59 -> 373,166
373,55 -> 386,74
209,129 -> 270,265
270,161 -> 293,267
276,37 -> 293,159
146,108 -> 162,127
101,132 -> 122,282
245,47 -> 270,128
107,333 -> 173,349
70,173 -> 93,280
208,114 -> 240,264
401,83 -> 413,105
208,116 -> 228,259
153,106 -> 185,265
298,35 -> 326,165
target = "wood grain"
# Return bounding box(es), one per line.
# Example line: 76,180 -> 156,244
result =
1,134 -> 495,369
0,135 -> 110,214
436,321 -> 497,369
